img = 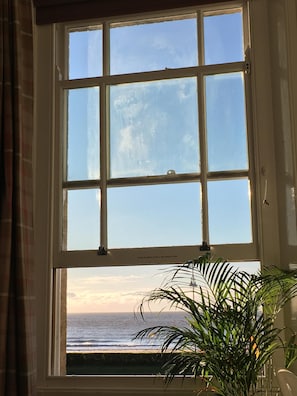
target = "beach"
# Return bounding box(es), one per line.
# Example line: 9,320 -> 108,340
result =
67,351 -> 178,375
67,311 -> 187,353
67,311 -> 186,375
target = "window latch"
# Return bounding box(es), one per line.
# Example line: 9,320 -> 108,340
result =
244,61 -> 251,74
97,246 -> 107,256
199,241 -> 211,252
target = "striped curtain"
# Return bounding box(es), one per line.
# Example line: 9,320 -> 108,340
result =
0,1 -> 36,395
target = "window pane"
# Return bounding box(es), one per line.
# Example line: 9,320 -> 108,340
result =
68,26 -> 102,79
108,183 -> 201,248
66,265 -> 187,374
110,15 -> 197,75
208,179 -> 252,244
204,11 -> 244,65
205,72 -> 248,172
67,88 -> 100,181
231,261 -> 260,274
65,261 -> 259,373
67,265 -> 175,314
109,78 -> 199,178
66,189 -> 100,250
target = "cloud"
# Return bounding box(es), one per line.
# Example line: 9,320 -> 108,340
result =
67,287 -> 143,313
66,265 -> 171,313
118,125 -> 135,153
75,274 -> 143,286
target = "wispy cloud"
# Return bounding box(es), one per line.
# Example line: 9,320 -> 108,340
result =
66,266 -> 169,313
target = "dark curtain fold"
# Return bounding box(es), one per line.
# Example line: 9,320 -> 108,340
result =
0,1 -> 36,395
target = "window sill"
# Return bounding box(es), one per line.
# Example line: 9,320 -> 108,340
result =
37,375 -> 202,396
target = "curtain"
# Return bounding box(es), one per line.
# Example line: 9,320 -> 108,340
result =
33,0 -> 232,24
0,1 -> 36,395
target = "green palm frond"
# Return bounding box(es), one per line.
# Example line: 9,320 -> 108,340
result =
253,266 -> 297,318
135,255 -> 297,396
280,331 -> 297,369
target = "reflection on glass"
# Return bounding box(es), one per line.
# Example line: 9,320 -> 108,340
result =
204,11 -> 243,65
208,179 -> 252,244
205,72 -> 248,172
67,88 -> 100,181
110,15 -> 197,75
68,27 -> 102,79
66,189 -> 100,250
109,78 -> 199,178
107,183 -> 201,248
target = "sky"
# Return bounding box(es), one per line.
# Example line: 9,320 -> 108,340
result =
63,9 -> 257,314
67,261 -> 260,313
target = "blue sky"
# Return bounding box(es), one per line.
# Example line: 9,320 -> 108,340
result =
65,10 -> 256,313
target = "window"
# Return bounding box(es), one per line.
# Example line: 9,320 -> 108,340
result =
54,3 -> 256,269
34,0 -> 297,393
36,0 -> 289,392
48,2 -> 259,376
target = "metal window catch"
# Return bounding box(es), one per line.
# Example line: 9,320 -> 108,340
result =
97,246 -> 107,256
244,61 -> 251,74
199,241 -> 211,252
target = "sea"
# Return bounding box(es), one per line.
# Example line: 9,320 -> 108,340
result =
67,311 -> 187,353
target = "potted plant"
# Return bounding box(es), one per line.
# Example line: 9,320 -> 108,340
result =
135,255 -> 297,396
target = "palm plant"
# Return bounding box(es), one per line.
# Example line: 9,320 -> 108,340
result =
135,255 -> 297,396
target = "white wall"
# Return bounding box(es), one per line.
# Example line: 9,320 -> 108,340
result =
268,0 -> 297,267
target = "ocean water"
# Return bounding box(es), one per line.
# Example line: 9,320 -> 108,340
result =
67,311 -> 187,352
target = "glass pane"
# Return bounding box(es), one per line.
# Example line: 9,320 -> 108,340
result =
66,265 -> 187,374
208,179 -> 252,244
67,88 -> 100,181
65,261 -> 259,374
109,78 -> 199,178
67,265 -> 176,315
231,261 -> 260,274
204,11 -> 243,65
66,189 -> 100,250
68,26 -> 102,79
110,15 -> 197,75
108,183 -> 201,248
205,72 -> 248,172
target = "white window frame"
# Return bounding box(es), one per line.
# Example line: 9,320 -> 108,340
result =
34,0 -> 287,394
53,1 -> 257,271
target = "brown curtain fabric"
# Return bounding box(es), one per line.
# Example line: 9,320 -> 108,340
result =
33,0 -> 232,24
0,1 -> 36,395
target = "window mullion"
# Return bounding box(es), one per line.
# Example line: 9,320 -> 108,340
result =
242,0 -> 258,253
242,0 -> 251,56
61,89 -> 68,252
197,9 -> 210,246
197,9 -> 204,66
244,57 -> 259,253
103,21 -> 110,76
198,70 -> 209,245
100,22 -> 110,251
100,85 -> 108,251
